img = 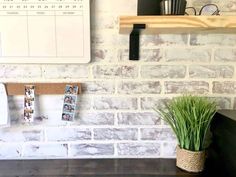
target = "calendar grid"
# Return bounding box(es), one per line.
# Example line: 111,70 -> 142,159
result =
0,0 -> 90,63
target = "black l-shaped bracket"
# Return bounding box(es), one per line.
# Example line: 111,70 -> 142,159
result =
129,24 -> 146,60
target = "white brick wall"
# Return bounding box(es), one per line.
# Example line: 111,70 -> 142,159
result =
1,0 -> 236,159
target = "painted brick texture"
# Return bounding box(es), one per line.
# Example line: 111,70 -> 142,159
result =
1,0 -> 236,159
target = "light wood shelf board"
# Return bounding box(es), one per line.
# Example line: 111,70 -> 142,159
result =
119,16 -> 236,34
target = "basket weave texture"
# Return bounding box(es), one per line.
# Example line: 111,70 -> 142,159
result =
176,146 -> 206,173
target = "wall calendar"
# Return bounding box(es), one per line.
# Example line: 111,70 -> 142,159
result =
0,0 -> 90,63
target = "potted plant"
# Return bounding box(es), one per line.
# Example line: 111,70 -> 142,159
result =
154,95 -> 217,172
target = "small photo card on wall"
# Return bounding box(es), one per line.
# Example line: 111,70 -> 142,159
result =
24,85 -> 35,122
61,85 -> 78,121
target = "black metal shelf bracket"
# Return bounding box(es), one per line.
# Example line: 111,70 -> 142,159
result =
129,24 -> 146,60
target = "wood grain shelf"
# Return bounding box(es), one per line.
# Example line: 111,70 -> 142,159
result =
119,16 -> 236,34
5,83 -> 81,95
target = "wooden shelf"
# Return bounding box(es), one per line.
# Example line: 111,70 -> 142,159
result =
119,16 -> 236,34
5,83 -> 81,95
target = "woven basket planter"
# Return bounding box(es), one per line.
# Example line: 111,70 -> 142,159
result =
176,146 -> 206,173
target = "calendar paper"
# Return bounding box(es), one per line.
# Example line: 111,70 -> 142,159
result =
0,0 -> 91,63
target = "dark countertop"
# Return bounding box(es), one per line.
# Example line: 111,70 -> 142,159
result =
0,159 -> 210,177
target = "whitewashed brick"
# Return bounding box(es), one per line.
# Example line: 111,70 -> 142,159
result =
165,81 -> 209,94
77,112 -> 114,125
77,96 -> 93,110
165,48 -> 211,62
0,129 -> 43,142
93,0 -> 137,14
141,65 -> 186,78
70,144 -> 114,156
91,14 -> 115,30
117,143 -> 161,156
92,31 -> 117,46
118,112 -> 161,125
94,128 -> 138,140
217,1 -> 236,12
23,144 -> 68,158
4,65 -> 41,78
94,97 -> 138,110
161,142 -> 177,157
234,98 -> 236,109
190,34 -> 236,46
189,65 -> 234,78
214,48 -> 236,62
0,144 -> 22,158
8,96 -> 24,110
118,81 -> 161,94
82,81 -> 115,94
141,128 -> 176,141
42,65 -> 89,79
91,48 -> 116,62
46,128 -> 91,142
208,97 -> 232,109
140,34 -> 188,47
118,49 -> 163,62
0,65 -> 5,77
141,97 -> 171,110
213,81 -> 236,94
93,65 -> 138,79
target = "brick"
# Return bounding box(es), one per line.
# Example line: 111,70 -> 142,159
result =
4,65 -> 41,79
91,31 -> 118,46
70,144 -> 114,156
82,81 -> 115,94
0,65 -> 5,77
0,144 -> 22,158
77,112 -> 114,125
77,96 -> 93,110
214,48 -> 236,62
189,65 -> 234,78
118,112 -> 161,125
190,34 -> 236,46
46,128 -> 91,142
94,128 -> 138,140
93,65 -> 138,79
141,65 -> 186,78
141,128 -> 176,141
117,143 -> 161,156
115,35 -> 130,47
8,96 -> 24,110
165,81 -> 209,94
141,97 -> 171,110
234,98 -> 236,109
140,34 -> 188,47
213,81 -> 236,94
93,97 -> 138,110
0,129 -> 43,142
42,65 -> 89,79
217,1 -> 236,12
23,144 -> 68,158
118,49 -> 163,62
161,142 -> 177,157
165,48 -> 211,62
208,97 -> 232,109
118,81 -> 161,94
91,48 -> 116,62
191,1 -> 221,9
91,14 -> 115,30
93,0 -> 137,14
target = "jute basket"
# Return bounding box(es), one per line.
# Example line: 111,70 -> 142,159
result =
176,146 -> 206,173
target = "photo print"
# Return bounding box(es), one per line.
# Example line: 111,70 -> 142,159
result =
24,85 -> 35,122
61,85 -> 78,121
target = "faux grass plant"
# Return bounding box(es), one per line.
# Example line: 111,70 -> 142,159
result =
154,95 -> 217,151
